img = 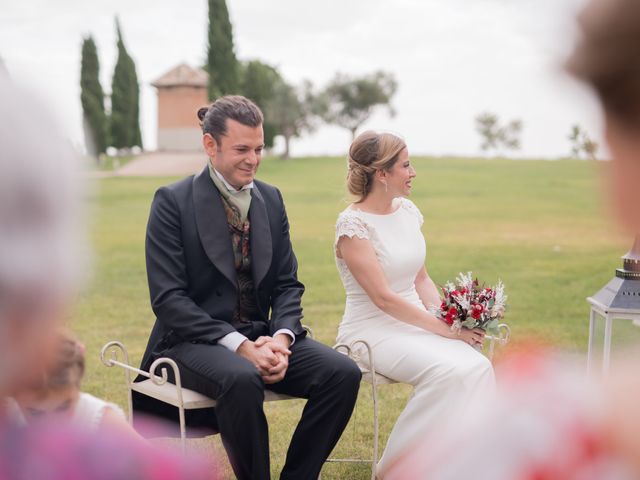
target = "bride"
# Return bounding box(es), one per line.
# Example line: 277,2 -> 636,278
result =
334,131 -> 495,476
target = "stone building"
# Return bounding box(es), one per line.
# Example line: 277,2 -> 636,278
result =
151,63 -> 208,151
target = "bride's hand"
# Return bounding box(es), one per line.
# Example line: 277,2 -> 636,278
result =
458,327 -> 485,346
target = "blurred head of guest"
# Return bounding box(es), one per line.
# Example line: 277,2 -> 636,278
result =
13,331 -> 85,422
0,73 -> 218,480
567,0 -> 640,232
0,74 -> 86,398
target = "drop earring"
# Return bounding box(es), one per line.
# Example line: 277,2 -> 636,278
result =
382,180 -> 388,192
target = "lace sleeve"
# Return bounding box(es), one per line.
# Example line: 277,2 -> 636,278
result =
335,211 -> 370,241
401,198 -> 424,226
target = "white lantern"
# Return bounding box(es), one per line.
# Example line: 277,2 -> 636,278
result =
587,236 -> 640,374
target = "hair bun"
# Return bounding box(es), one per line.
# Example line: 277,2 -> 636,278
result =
346,131 -> 406,200
197,106 -> 209,123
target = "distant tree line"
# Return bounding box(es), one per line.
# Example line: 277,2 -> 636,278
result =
475,112 -> 522,155
474,112 -> 599,160
205,0 -> 397,159
81,1 -> 398,161
80,17 -> 142,161
568,124 -> 598,160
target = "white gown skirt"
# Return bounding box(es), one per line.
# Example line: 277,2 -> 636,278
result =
338,312 -> 495,477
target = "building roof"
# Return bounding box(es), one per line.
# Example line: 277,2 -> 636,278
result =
151,63 -> 208,88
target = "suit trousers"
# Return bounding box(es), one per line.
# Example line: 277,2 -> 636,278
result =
167,335 -> 361,480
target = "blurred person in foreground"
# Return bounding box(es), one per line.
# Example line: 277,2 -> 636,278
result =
0,74 -> 213,479
568,0 -> 640,236
384,1 -> 640,478
7,330 -> 140,440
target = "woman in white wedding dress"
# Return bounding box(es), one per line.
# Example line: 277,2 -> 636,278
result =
334,131 -> 495,477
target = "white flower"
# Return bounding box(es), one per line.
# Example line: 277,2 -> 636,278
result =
427,303 -> 440,316
451,319 -> 462,334
491,280 -> 507,316
456,271 -> 474,290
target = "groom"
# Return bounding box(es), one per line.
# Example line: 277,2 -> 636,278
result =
133,95 -> 361,479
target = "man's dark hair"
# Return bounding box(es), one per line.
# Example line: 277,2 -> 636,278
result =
197,95 -> 263,143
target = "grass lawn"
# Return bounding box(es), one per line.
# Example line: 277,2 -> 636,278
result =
74,155 -> 632,479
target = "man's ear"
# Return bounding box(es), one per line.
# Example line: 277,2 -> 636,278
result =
203,133 -> 217,158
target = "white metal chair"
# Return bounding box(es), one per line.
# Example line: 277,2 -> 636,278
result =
100,334 -> 310,452
327,323 -> 511,480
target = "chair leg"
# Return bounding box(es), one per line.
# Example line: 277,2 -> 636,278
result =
371,378 -> 379,480
126,388 -> 134,426
179,405 -> 186,453
331,340 -> 381,479
350,340 -> 379,480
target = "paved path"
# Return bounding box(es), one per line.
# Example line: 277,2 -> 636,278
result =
114,151 -> 207,177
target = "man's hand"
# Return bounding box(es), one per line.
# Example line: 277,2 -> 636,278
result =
250,334 -> 292,384
237,335 -> 292,383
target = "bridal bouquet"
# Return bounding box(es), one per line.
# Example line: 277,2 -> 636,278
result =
429,272 -> 506,334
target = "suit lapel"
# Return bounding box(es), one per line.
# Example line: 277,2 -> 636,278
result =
249,183 -> 272,288
192,166 -> 237,287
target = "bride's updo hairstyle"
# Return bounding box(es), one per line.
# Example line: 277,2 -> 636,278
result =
347,131 -> 406,201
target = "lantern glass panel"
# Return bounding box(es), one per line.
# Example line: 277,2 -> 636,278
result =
590,311 -> 640,368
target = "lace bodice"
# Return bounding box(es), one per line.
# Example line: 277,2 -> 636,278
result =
334,197 -> 426,302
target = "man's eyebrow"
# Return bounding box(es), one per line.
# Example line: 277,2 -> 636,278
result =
232,143 -> 265,149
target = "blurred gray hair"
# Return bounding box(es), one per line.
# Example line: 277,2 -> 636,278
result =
0,75 -> 86,312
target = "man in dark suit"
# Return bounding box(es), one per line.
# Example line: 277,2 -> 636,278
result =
134,95 -> 361,479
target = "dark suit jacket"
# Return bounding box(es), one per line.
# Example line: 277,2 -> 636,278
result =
136,166 -> 306,395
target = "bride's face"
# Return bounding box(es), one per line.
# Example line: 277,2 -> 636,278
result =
386,148 -> 415,196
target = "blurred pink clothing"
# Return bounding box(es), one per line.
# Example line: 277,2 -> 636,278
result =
0,414 -> 216,480
385,352 -> 635,480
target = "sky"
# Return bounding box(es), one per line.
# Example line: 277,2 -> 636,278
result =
1,0 -> 603,158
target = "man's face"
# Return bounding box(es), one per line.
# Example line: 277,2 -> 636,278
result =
205,119 -> 265,190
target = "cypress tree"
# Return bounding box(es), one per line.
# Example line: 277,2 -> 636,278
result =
110,18 -> 142,149
130,55 -> 142,148
80,36 -> 108,156
206,0 -> 239,99
240,60 -> 282,148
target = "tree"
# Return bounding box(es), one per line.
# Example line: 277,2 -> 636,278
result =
206,0 -> 239,99
240,60 -> 282,148
568,124 -> 598,160
318,71 -> 397,140
110,18 -> 142,150
80,36 -> 108,158
475,112 -> 522,154
266,80 -> 316,159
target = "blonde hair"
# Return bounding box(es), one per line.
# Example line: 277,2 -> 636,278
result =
347,131 -> 406,201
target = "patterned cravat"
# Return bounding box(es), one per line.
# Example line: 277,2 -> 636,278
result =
208,161 -> 252,223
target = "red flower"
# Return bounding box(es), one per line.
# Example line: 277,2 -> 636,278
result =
440,301 -> 447,311
444,306 -> 458,325
471,304 -> 484,320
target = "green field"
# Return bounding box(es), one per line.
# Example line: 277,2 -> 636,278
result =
75,156 -> 632,479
